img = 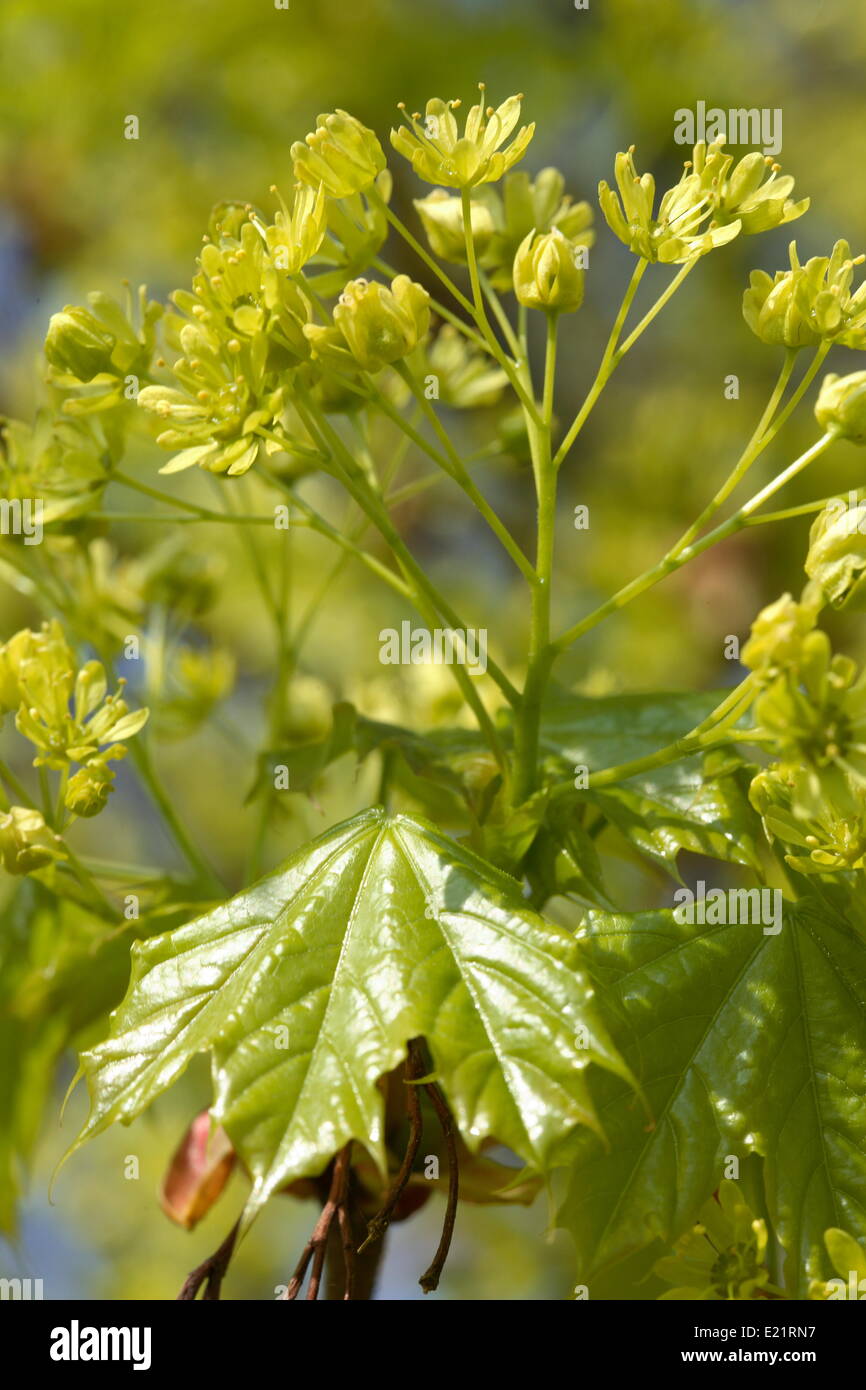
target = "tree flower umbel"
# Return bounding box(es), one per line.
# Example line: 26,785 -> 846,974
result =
44,286 -> 163,414
0,806 -> 66,875
743,240 -> 866,349
815,371 -> 866,444
391,86 -> 534,189
599,147 -> 741,263
306,275 -> 430,374
691,139 -> 809,235
248,182 -> 328,276
291,110 -> 386,198
413,188 -> 496,263
481,167 -> 594,291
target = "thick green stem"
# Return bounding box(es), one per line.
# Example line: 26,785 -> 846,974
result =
512,315 -> 559,804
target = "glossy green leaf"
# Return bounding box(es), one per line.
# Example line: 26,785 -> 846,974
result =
248,700 -> 492,813
559,892 -> 866,1294
539,689 -> 762,875
71,808 -> 634,1220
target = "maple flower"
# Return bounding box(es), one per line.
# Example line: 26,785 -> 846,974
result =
391,85 -> 534,189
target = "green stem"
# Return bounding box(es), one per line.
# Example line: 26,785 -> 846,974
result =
130,740 -> 222,891
262,471 -> 412,600
589,677 -> 760,788
671,347 -> 801,554
369,187 -> 476,317
479,269 -> 524,364
459,187 -> 542,423
615,258 -> 698,359
552,258 -> 648,472
372,256 -> 488,356
553,433 -> 836,652
291,393 -> 515,762
90,511 -> 278,525
393,363 -> 535,583
512,315 -> 559,803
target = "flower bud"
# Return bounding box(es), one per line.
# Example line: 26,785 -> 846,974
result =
331,275 -> 430,372
815,371 -> 866,444
65,760 -> 115,818
0,806 -> 65,875
741,593 -> 817,673
253,183 -> 328,276
413,189 -> 495,263
805,492 -> 866,607
513,228 -> 584,313
292,110 -> 386,198
45,307 -> 116,383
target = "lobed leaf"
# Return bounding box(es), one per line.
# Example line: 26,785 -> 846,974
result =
70,808 -> 634,1220
559,892 -> 866,1293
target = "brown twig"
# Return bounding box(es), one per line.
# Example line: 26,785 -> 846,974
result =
358,1038 -> 425,1253
282,1143 -> 354,1300
419,1076 -> 459,1294
177,1219 -> 240,1301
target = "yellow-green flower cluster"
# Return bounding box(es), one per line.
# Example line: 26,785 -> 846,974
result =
292,110 -> 386,197
743,588 -> 866,872
0,621 -> 148,819
814,371 -> 866,445
600,139 -> 808,263
805,490 -> 866,606
599,146 -> 740,263
136,178 -> 363,474
690,140 -> 809,235
413,166 -> 594,290
0,411 -> 110,524
513,227 -> 584,314
741,590 -> 821,676
248,182 -> 328,277
750,763 -> 866,874
0,806 -> 66,876
391,86 -> 534,189
45,285 -> 163,413
752,627 -> 866,780
305,275 -> 430,374
744,241 -> 866,349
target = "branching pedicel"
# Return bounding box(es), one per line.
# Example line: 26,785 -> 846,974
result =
4,84 -> 866,1300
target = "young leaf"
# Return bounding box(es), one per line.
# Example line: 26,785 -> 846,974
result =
539,689 -> 762,875
69,808 -> 634,1220
559,893 -> 866,1293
